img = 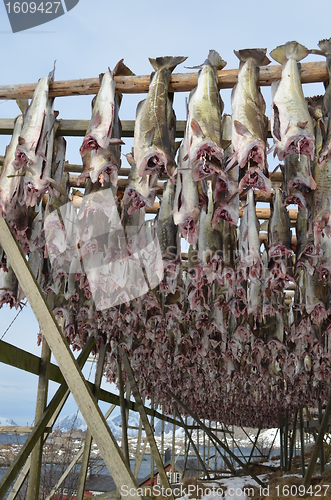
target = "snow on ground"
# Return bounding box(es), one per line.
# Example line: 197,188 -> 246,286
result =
219,475 -> 268,499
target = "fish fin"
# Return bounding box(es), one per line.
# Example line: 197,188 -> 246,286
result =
234,120 -> 252,137
271,80 -> 280,100
54,110 -> 59,120
191,118 -> 204,137
90,110 -> 102,129
208,50 -> 227,70
113,60 -> 135,77
145,128 -> 155,148
148,56 -> 187,73
297,121 -> 308,129
108,138 -> 125,145
270,41 -> 309,64
125,153 -> 135,167
221,139 -> 232,150
234,48 -> 270,66
174,141 -> 182,156
16,99 -> 29,115
98,73 -> 104,85
18,136 -> 25,146
309,176 -> 317,190
48,61 -> 56,82
318,38 -> 331,56
45,177 -> 68,197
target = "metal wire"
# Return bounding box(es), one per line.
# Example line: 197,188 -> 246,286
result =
0,300 -> 27,341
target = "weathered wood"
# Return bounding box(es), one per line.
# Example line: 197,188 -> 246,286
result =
0,61 -> 327,99
174,407 -> 210,479
288,409 -> 298,472
121,351 -> 174,499
319,402 -> 325,474
118,351 -> 130,467
168,390 -> 265,487
0,338 -> 94,498
304,395 -> 331,488
134,407 -> 144,479
0,219 -> 141,500
76,343 -> 107,500
27,335 -> 51,500
0,426 -> 51,434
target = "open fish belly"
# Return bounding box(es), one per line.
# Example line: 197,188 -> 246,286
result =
234,137 -> 266,169
137,147 -> 168,177
238,168 -> 271,195
190,139 -> 224,165
275,128 -> 315,161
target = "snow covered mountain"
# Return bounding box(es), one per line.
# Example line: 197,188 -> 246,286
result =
54,413 -> 87,432
0,416 -> 17,426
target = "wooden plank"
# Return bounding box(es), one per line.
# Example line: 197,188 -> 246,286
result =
0,219 -> 141,500
0,426 -> 51,434
27,336 -> 51,500
118,351 -> 130,466
76,343 -> 107,500
0,338 -> 94,498
121,351 -> 174,499
0,61 -> 327,99
304,394 -> 331,488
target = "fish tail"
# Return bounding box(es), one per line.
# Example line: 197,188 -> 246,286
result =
318,38 -> 331,56
149,56 -> 187,73
234,48 -> 270,66
208,50 -> 227,70
270,41 -> 309,64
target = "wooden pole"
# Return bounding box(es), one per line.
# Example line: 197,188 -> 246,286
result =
134,404 -> 144,478
118,351 -> 130,466
285,410 -> 289,471
0,338 -> 95,498
168,390 -> 264,486
76,343 -> 107,500
304,394 -> 331,488
203,419 -> 206,467
171,409 -> 176,483
150,394 -> 155,487
0,218 -> 142,500
248,428 -> 261,464
300,407 -> 305,477
161,404 -> 165,462
174,407 -> 210,480
318,402 -> 325,474
288,409 -> 298,472
182,416 -> 189,478
0,61 -> 327,100
26,334 -> 51,500
280,415 -> 284,473
121,351 -> 174,499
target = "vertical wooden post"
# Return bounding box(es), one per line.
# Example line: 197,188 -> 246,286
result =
288,409 -> 298,472
182,416 -> 189,477
118,351 -> 130,466
134,405 -> 144,478
299,406 -> 305,477
304,395 -> 331,488
76,342 -> 106,500
215,422 -> 217,472
171,409 -> 176,483
318,401 -> 325,474
26,335 -> 51,500
150,394 -> 155,487
203,419 -> 206,467
207,421 -> 210,469
284,410 -> 289,471
161,404 -> 165,462
280,415 -> 284,473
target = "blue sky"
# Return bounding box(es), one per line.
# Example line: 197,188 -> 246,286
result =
0,0 -> 331,425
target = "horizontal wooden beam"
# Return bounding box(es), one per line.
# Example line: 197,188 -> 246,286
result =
0,339 -> 185,429
0,61 -> 327,99
0,426 -> 51,434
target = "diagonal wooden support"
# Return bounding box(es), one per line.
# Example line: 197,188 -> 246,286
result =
288,409 -> 298,472
0,338 -> 94,498
121,350 -> 174,499
174,406 -> 210,479
304,394 -> 331,489
45,403 -> 116,500
76,342 -> 107,500
167,390 -> 265,487
118,350 -> 130,466
248,428 -> 261,464
0,218 -> 142,500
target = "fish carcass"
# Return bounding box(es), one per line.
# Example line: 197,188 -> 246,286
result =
122,153 -> 157,215
0,115 -> 23,216
80,61 -> 126,157
185,50 -> 226,181
173,141 -> 200,245
14,69 -> 54,170
316,38 -> 331,164
212,114 -> 239,226
134,56 -> 187,181
238,189 -> 261,281
270,41 -> 315,161
230,49 -> 271,194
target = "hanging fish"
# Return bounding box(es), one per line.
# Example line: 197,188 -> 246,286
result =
239,189 -> 261,280
198,180 -> 222,265
173,141 -> 200,246
268,187 -> 294,258
231,49 -> 270,170
80,60 -> 127,157
0,114 -> 23,215
155,180 -> 179,261
185,50 -> 226,181
134,56 -> 187,181
316,38 -> 331,164
270,41 -> 315,161
14,68 -> 55,170
122,153 -> 157,215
